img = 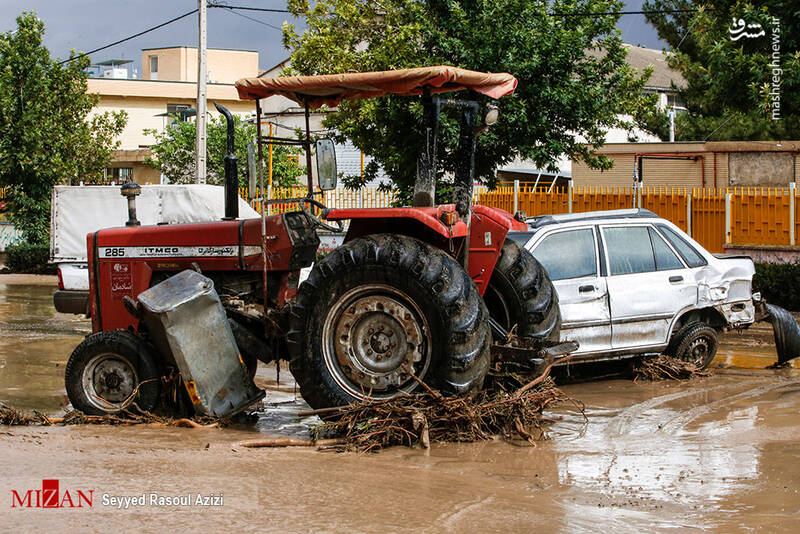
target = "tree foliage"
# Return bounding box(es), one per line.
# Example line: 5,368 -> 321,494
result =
644,0 -> 800,140
0,12 -> 127,244
283,0 -> 658,202
144,114 -> 304,188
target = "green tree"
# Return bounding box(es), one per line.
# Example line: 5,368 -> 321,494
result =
283,0 -> 658,201
0,12 -> 127,244
644,1 -> 799,140
144,114 -> 304,188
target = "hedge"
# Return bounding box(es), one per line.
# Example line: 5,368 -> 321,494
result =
753,261 -> 800,311
4,243 -> 53,273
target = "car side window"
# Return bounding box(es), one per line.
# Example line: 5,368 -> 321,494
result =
656,224 -> 707,267
531,228 -> 597,281
603,226 -> 656,275
649,227 -> 684,270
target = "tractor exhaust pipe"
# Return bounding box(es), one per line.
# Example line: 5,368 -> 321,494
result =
214,102 -> 239,220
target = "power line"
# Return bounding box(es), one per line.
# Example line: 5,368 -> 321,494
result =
551,9 -> 698,17
208,3 -> 290,14
54,4 -> 700,65
58,9 -> 198,64
217,5 -> 282,31
212,4 -> 696,17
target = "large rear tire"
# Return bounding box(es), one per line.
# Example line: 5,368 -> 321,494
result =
483,238 -> 561,346
65,330 -> 161,415
288,234 -> 491,410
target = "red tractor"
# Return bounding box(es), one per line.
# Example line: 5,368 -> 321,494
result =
65,66 -> 567,416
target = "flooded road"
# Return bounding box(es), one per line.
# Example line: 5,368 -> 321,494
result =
1,277 -> 799,532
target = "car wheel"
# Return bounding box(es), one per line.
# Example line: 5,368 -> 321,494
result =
668,322 -> 718,369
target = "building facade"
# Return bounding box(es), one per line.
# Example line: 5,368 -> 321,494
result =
88,47 -> 259,185
571,141 -> 800,189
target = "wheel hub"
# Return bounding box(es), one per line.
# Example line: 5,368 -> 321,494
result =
85,355 -> 137,406
687,338 -> 710,364
329,291 -> 428,392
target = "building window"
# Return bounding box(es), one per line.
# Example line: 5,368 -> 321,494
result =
167,103 -> 192,122
149,55 -> 158,80
666,92 -> 686,111
105,167 -> 133,182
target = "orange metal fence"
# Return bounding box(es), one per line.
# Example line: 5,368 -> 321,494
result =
476,185 -> 800,254
237,184 -> 798,254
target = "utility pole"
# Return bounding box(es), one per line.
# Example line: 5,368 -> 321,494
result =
195,0 -> 208,183
668,108 -> 676,143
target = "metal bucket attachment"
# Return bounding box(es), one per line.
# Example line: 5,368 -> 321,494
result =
766,303 -> 800,366
137,269 -> 265,416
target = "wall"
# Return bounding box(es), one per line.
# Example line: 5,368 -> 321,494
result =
729,152 -> 796,186
572,141 -> 800,190
87,78 -> 253,151
141,47 -> 259,83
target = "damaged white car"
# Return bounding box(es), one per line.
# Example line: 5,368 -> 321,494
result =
509,209 -> 793,369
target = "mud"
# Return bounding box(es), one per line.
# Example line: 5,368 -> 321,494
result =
1,280 -> 799,531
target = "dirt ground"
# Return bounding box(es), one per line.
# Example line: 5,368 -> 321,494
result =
1,275 -> 799,532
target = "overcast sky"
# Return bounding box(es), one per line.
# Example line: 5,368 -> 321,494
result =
0,1 -> 664,75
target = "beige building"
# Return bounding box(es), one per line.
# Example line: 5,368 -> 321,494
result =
141,46 -> 258,84
88,47 -> 260,184
572,141 -> 800,190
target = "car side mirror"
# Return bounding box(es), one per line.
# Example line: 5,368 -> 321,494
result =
315,138 -> 337,191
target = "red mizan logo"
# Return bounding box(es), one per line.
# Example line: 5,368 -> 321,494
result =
11,479 -> 93,508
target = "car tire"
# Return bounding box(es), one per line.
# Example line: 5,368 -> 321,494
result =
668,322 -> 718,369
65,330 -> 161,415
483,238 -> 561,346
288,234 -> 491,410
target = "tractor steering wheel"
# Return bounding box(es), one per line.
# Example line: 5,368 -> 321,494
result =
300,197 -> 344,233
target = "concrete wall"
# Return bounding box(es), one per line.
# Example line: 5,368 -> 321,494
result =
572,141 -> 800,190
729,152 -> 796,186
87,78 -> 253,151
141,47 -> 259,83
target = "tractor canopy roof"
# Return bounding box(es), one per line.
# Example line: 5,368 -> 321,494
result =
234,66 -> 517,108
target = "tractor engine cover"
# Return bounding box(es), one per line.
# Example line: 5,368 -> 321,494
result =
137,269 -> 264,417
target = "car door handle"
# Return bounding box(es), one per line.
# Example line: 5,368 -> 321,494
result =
669,276 -> 683,283
578,285 -> 596,293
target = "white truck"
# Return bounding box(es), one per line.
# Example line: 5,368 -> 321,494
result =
50,184 -> 259,315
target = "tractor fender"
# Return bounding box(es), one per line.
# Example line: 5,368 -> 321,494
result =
324,204 -> 526,295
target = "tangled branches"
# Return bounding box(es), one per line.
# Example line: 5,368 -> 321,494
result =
0,403 -> 226,428
309,377 -> 579,452
633,355 -> 711,381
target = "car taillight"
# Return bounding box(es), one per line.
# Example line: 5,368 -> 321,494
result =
57,267 -> 65,290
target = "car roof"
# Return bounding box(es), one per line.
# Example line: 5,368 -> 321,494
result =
525,208 -> 659,229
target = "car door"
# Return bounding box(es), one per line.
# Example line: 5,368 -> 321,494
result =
600,224 -> 698,350
528,226 -> 610,354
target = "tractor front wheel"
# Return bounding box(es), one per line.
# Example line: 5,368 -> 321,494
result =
65,330 -> 161,415
288,234 -> 491,410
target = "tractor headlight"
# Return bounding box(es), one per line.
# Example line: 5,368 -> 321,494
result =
484,104 -> 499,126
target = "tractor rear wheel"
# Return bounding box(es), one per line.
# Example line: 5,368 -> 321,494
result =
483,238 -> 561,346
288,234 -> 491,410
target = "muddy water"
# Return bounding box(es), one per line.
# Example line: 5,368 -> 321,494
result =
0,279 -> 90,412
2,278 -> 800,531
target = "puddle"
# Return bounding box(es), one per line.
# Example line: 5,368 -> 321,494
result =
2,279 -> 800,531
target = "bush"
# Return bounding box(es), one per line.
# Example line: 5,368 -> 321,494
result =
753,261 -> 800,311
4,243 -> 53,273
